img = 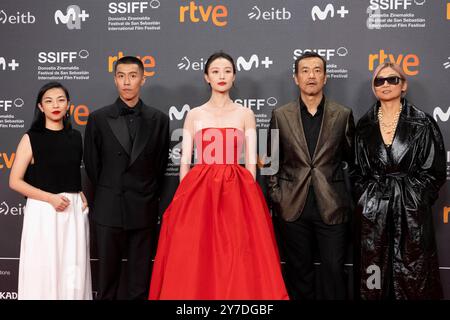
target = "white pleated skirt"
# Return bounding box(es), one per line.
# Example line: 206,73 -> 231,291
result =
18,192 -> 92,300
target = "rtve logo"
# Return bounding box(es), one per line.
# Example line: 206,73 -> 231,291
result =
179,1 -> 228,27
69,104 -> 90,126
0,153 -> 15,170
0,9 -> 35,24
54,5 -> 89,30
0,98 -> 24,112
0,57 -> 19,71
447,3 -> 450,20
444,206 -> 450,224
108,51 -> 156,77
38,50 -> 89,64
368,50 -> 420,76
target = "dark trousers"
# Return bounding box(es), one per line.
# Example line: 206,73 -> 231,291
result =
275,208 -> 348,300
95,223 -> 154,300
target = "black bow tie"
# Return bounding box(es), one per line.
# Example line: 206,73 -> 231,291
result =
120,107 -> 136,116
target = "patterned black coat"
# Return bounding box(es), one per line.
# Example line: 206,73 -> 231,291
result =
353,99 -> 446,300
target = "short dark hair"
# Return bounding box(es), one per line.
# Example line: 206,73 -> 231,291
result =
114,56 -> 144,74
30,82 -> 71,132
204,51 -> 236,75
294,51 -> 327,75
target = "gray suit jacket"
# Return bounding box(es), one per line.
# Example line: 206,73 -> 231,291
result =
266,97 -> 355,224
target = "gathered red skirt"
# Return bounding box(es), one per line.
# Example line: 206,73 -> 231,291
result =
149,164 -> 289,300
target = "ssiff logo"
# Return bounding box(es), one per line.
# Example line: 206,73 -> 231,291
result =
0,98 -> 24,112
38,50 -> 89,64
108,51 -> 156,77
108,1 -> 161,14
234,97 -> 278,111
179,1 -> 228,27
55,5 -> 90,30
368,49 -> 420,76
369,0 -> 425,10
311,4 -> 349,21
293,47 -> 349,61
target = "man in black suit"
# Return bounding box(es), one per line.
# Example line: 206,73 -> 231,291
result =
84,56 -> 169,299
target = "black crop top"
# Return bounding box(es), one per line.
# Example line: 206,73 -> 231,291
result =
25,128 -> 82,194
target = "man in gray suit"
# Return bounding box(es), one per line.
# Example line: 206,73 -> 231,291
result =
267,51 -> 355,300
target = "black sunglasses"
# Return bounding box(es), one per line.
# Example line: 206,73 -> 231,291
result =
373,76 -> 403,87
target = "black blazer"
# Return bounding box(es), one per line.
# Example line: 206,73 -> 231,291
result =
84,98 -> 170,230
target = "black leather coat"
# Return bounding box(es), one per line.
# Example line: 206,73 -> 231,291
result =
352,99 -> 446,300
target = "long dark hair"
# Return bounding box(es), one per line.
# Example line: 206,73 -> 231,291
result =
29,82 -> 72,132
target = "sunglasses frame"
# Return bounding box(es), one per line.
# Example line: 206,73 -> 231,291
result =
373,76 -> 403,87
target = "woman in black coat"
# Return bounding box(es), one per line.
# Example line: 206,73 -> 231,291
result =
353,62 -> 446,300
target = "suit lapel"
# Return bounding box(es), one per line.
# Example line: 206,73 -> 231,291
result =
107,107 -> 132,156
312,99 -> 338,161
129,105 -> 156,167
282,101 -> 311,162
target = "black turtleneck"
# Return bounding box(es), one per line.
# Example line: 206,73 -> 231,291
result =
116,98 -> 142,142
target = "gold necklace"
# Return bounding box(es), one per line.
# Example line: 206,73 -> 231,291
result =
378,104 -> 402,146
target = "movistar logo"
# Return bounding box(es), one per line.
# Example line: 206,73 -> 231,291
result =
169,104 -> 191,121
54,5 -> 89,30
433,106 -> 450,122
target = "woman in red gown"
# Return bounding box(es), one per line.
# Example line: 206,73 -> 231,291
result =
149,52 -> 289,300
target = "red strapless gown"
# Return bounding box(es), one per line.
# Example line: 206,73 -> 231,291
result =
149,128 -> 289,300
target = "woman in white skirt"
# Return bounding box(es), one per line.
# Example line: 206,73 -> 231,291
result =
9,82 -> 92,300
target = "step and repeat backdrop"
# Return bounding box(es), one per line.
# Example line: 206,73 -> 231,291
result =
0,0 -> 449,300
